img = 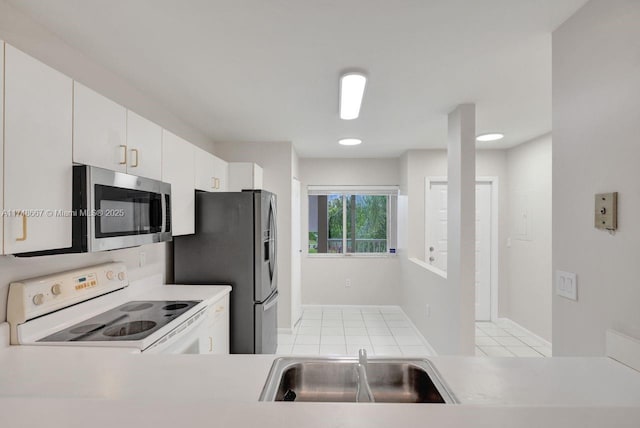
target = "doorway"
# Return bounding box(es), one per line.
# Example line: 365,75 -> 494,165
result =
425,178 -> 498,321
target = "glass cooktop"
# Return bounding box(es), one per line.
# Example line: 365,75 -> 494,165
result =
38,300 -> 201,342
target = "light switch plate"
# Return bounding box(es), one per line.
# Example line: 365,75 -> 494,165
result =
556,270 -> 577,301
595,192 -> 618,230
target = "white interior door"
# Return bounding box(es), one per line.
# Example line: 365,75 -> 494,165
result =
474,183 -> 492,321
426,183 -> 448,272
426,180 -> 493,321
291,178 -> 303,327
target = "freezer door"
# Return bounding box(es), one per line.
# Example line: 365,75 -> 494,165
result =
255,191 -> 277,302
254,291 -> 278,354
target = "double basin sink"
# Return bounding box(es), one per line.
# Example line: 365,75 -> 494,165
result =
259,356 -> 457,404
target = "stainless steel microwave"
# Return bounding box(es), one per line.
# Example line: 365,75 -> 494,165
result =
18,165 -> 171,256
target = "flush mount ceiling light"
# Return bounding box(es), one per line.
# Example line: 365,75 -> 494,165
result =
476,133 -> 505,142
338,138 -> 362,146
339,72 -> 367,120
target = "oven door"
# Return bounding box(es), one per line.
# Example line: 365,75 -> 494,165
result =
87,166 -> 172,252
144,308 -> 208,354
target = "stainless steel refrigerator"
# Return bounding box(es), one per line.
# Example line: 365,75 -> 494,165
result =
173,190 -> 278,354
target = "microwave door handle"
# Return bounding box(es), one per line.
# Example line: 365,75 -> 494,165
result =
161,194 -> 167,233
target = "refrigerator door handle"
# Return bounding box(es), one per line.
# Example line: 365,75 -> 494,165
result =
263,291 -> 279,312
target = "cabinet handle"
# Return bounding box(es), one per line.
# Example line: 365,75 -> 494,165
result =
16,213 -> 27,242
119,145 -> 128,165
215,177 -> 220,189
209,336 -> 213,352
211,177 -> 216,190
215,306 -> 224,313
130,149 -> 139,167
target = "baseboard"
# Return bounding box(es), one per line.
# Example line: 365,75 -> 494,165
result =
606,329 -> 640,373
301,304 -> 403,311
495,317 -> 552,349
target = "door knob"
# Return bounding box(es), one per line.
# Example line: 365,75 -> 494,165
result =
429,247 -> 434,252
429,256 -> 435,262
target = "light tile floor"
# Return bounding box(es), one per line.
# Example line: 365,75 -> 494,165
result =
277,306 -> 432,357
475,320 -> 552,357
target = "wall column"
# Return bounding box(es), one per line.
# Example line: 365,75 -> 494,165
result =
447,103 -> 476,355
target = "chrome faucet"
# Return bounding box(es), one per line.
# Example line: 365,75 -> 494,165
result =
355,349 -> 375,403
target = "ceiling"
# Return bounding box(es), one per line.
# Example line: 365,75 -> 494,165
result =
8,0 -> 588,157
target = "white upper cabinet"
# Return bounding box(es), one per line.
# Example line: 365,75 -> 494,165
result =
73,82 -> 127,172
162,130 -> 195,236
126,110 -> 162,180
3,44 -> 73,253
228,162 -> 263,191
194,146 -> 228,192
211,155 -> 228,192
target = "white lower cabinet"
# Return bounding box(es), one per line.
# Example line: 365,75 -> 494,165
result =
162,130 -> 195,236
3,44 -> 73,254
201,294 -> 230,354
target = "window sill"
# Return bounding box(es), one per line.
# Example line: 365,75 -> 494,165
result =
307,253 -> 397,259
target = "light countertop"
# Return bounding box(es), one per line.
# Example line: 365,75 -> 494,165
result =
1,344 -> 640,427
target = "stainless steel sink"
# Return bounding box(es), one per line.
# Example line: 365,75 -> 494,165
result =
259,357 -> 457,403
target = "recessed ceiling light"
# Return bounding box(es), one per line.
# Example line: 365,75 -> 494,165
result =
339,72 -> 367,120
476,133 -> 505,142
338,138 -> 362,146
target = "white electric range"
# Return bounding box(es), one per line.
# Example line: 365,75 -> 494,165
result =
7,262 -> 231,354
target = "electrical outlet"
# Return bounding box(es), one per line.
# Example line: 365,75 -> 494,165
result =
556,270 -> 577,301
425,304 -> 431,318
345,279 -> 351,288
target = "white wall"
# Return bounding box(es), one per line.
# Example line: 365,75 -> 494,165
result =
506,134 -> 552,341
215,141 -> 296,329
552,0 -> 640,356
299,158 -> 401,306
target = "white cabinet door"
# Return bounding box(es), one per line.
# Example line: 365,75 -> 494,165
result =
4,44 -> 73,253
73,82 -> 127,172
194,146 -> 216,192
228,162 -> 263,191
202,294 -> 229,354
212,155 -> 228,192
126,110 -> 162,180
162,130 -> 195,236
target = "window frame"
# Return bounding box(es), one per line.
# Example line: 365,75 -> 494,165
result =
307,185 -> 398,258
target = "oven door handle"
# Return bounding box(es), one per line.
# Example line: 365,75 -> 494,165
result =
144,307 -> 207,354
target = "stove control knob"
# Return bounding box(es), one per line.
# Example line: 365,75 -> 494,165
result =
106,271 -> 114,280
32,294 -> 45,306
51,283 -> 62,296
117,272 -> 126,281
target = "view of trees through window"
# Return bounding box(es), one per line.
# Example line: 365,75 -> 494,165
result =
309,194 -> 388,254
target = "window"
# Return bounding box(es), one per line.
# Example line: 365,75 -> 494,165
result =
308,186 -> 398,255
